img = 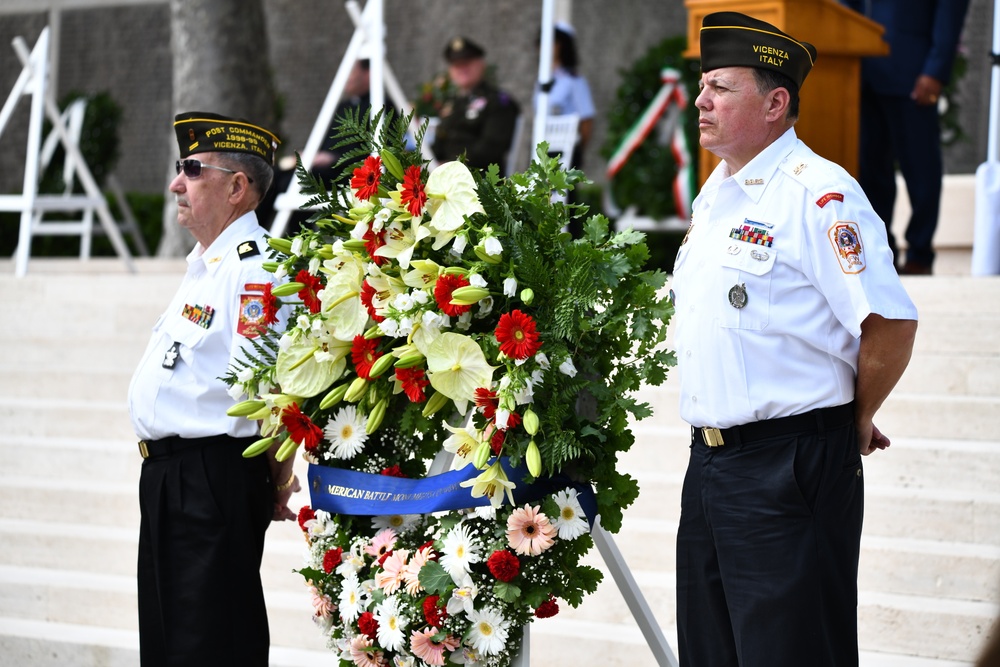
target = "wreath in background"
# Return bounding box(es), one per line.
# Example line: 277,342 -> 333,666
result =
602,36 -> 701,221
225,110 -> 673,666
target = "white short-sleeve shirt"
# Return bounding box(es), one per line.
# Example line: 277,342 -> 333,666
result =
672,128 -> 918,429
128,212 -> 285,440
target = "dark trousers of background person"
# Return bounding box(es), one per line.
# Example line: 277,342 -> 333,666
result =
676,405 -> 863,667
138,436 -> 273,667
858,84 -> 943,270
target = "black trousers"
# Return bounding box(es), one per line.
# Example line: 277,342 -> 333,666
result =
858,85 -> 943,268
137,436 -> 273,667
676,406 -> 864,667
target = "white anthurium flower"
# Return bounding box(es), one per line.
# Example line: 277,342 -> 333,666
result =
275,333 -> 346,398
320,270 -> 368,342
503,277 -> 517,298
411,312 -> 445,357
425,161 -> 484,249
426,333 -> 496,415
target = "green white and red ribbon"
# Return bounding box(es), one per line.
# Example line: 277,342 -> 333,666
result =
606,68 -> 695,218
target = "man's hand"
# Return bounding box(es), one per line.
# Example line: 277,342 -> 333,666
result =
858,420 -> 891,456
911,74 -> 943,107
273,474 -> 301,521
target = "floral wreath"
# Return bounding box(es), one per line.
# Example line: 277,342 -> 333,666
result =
225,110 -> 674,667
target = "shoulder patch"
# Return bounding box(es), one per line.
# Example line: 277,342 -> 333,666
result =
237,293 -> 266,338
237,240 -> 260,260
816,192 -> 844,208
827,221 -> 866,274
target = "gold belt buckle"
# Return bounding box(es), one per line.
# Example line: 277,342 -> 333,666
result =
701,427 -> 725,447
138,440 -> 150,459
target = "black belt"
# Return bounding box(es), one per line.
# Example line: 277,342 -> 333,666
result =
138,434 -> 257,460
693,402 -> 855,448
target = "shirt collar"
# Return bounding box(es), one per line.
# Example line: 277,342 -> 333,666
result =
187,211 -> 259,275
727,127 -> 798,203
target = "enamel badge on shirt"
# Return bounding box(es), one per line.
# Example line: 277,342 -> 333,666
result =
828,221 -> 867,274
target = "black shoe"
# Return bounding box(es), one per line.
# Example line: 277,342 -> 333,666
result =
899,261 -> 932,275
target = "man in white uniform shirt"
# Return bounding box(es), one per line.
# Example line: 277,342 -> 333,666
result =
672,13 -> 918,667
128,112 -> 296,666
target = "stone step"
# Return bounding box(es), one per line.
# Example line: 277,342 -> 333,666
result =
1,553 -> 994,664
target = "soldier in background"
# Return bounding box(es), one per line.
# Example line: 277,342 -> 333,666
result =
431,36 -> 520,172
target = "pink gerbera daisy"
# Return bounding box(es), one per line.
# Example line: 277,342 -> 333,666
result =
375,548 -> 410,595
365,528 -> 397,560
409,627 -> 460,666
506,504 -> 557,556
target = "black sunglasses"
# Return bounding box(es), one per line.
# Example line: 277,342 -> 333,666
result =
175,158 -> 253,183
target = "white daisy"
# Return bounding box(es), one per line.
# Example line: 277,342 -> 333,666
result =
439,522 -> 481,580
323,405 -> 368,460
371,513 -> 421,535
552,488 -> 589,540
466,606 -> 510,656
338,572 -> 365,622
373,594 -> 408,652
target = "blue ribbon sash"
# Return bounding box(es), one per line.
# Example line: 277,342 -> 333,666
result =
307,458 -> 598,526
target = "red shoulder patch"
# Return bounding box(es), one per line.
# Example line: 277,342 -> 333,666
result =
816,192 -> 844,208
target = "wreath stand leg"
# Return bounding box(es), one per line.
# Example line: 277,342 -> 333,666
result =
427,451 -> 678,666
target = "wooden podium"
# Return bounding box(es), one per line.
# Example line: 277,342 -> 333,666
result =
684,0 -> 888,184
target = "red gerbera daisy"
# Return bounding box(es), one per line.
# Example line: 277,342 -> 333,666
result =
262,282 -> 280,325
358,611 -> 379,639
423,595 -> 448,627
495,310 -> 542,359
295,269 -> 323,314
487,549 -> 520,582
363,225 -> 388,266
322,547 -> 343,574
281,402 -> 323,452
360,279 -> 385,322
433,272 -> 472,317
534,595 -> 560,618
395,366 -> 429,403
351,335 -> 383,380
351,155 -> 382,200
400,164 -> 427,217
297,506 -> 315,532
474,387 -> 498,420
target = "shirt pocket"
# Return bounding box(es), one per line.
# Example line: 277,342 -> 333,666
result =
718,243 -> 777,331
162,314 -> 210,369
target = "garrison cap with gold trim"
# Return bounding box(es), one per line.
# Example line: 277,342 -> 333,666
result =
443,36 -> 486,62
173,111 -> 280,166
700,12 -> 817,89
